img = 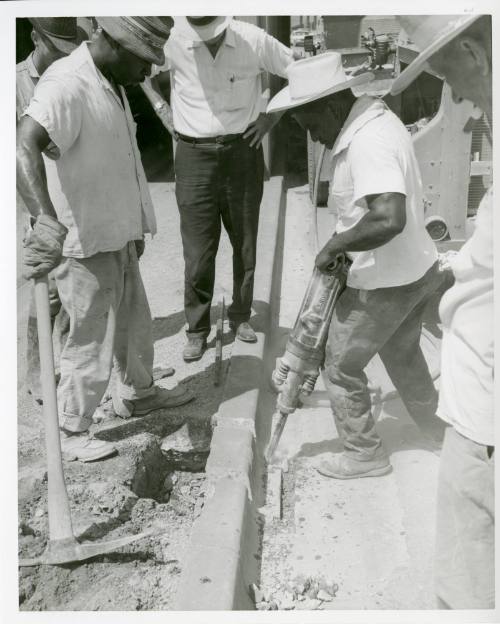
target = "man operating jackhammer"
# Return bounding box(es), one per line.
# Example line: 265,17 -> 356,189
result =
17,16 -> 193,463
391,15 -> 493,609
17,18 -> 86,405
267,52 -> 444,479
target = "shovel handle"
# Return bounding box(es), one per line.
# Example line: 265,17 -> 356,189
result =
34,275 -> 74,542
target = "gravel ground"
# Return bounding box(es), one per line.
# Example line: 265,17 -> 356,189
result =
17,181 -> 236,610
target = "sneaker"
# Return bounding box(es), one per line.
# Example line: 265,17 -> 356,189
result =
230,321 -> 257,343
316,452 -> 392,480
113,385 -> 194,419
183,336 -> 207,362
60,432 -> 117,462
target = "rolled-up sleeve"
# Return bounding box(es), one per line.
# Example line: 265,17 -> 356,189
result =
24,76 -> 82,156
257,30 -> 293,77
348,130 -> 407,205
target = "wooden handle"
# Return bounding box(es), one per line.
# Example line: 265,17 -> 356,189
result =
34,276 -> 74,542
214,297 -> 225,386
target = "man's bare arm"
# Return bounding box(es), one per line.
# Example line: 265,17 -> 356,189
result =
315,192 -> 407,271
17,115 -> 57,220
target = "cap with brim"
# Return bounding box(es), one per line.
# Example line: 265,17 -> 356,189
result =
391,14 -> 481,95
267,52 -> 375,114
175,16 -> 232,42
96,16 -> 170,65
29,17 -> 86,54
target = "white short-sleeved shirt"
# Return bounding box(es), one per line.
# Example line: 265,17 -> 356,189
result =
154,19 -> 293,137
17,53 -> 67,221
437,187 -> 494,445
330,95 -> 437,289
24,43 -> 156,258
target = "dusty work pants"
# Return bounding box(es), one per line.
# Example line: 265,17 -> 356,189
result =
55,242 -> 155,433
174,136 -> 264,337
324,261 -> 443,459
26,270 -> 69,397
435,427 -> 495,608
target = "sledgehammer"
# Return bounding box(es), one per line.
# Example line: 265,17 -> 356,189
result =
19,276 -> 153,567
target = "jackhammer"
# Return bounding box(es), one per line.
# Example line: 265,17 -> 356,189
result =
266,255 -> 350,462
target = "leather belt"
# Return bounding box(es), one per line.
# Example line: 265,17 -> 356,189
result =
174,131 -> 245,145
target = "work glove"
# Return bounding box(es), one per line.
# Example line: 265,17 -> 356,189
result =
134,237 -> 145,259
315,236 -> 344,273
23,214 -> 68,280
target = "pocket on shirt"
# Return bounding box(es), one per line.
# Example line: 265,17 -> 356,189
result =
225,74 -> 257,111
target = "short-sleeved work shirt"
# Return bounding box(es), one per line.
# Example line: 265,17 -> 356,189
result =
437,187 -> 493,445
24,43 -> 156,258
17,53 -> 66,211
155,19 -> 293,137
330,95 -> 437,289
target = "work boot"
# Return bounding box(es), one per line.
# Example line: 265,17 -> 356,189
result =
316,452 -> 392,480
60,431 -> 117,463
113,385 -> 194,419
230,321 -> 257,343
183,336 -> 207,362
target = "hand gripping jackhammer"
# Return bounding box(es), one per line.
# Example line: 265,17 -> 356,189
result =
265,255 -> 350,462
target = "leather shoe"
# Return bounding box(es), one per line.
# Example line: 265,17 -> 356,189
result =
61,432 -> 116,462
316,452 -> 392,480
113,385 -> 194,419
183,336 -> 207,361
230,321 -> 257,343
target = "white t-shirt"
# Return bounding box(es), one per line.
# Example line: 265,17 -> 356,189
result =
330,95 -> 437,289
437,187 -> 494,445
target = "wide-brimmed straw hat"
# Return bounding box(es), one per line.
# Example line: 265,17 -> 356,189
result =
267,52 -> 374,114
96,16 -> 173,65
391,14 -> 481,95
29,17 -> 87,54
175,16 -> 232,42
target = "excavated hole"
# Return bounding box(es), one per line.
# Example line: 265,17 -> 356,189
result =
18,433 -> 210,610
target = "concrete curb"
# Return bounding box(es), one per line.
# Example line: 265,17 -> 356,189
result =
175,176 -> 285,610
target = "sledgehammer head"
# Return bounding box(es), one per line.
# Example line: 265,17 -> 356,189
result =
19,529 -> 155,567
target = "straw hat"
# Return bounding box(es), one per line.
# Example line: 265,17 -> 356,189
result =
175,16 -> 232,42
267,52 -> 374,114
29,17 -> 87,54
391,14 -> 481,95
96,16 -> 172,65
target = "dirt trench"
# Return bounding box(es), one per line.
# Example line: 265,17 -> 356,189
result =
18,425 -> 213,611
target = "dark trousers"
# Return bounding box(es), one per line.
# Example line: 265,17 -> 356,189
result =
324,261 -> 444,459
174,136 -> 264,337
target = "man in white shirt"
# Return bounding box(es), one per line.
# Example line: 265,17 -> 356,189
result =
152,17 -> 293,361
17,17 -> 193,463
17,18 -> 85,405
392,15 -> 493,609
267,52 -> 442,479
